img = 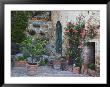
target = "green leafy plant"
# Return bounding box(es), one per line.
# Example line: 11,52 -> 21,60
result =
88,63 -> 95,70
39,60 -> 46,66
16,56 -> 26,61
11,11 -> 32,43
75,56 -> 82,68
20,37 -> 47,64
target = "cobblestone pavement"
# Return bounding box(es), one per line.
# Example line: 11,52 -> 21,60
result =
11,66 -> 90,77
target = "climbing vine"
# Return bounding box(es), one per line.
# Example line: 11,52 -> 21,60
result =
11,11 -> 32,43
64,14 -> 100,67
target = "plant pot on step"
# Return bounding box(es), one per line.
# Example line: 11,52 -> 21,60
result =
15,56 -> 26,67
73,67 -> 80,74
15,61 -> 26,67
26,62 -> 38,76
87,63 -> 96,76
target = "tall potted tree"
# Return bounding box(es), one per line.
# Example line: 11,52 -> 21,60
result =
20,37 -> 47,76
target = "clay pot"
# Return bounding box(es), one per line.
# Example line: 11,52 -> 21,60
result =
15,61 -> 26,67
73,67 -> 80,74
53,60 -> 61,65
26,63 -> 38,76
53,60 -> 61,70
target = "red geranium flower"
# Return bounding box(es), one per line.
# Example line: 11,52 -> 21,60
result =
64,30 -> 70,33
78,43 -> 83,48
80,29 -> 87,38
67,22 -> 71,26
73,29 -> 78,33
93,28 -> 98,35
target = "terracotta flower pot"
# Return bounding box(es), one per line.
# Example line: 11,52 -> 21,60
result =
73,67 -> 80,74
15,61 -> 26,67
26,63 -> 38,76
53,60 -> 61,65
53,60 -> 61,70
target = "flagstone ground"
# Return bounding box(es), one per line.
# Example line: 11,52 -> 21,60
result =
11,66 -> 90,77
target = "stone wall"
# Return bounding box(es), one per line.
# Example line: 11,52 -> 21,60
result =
27,11 -> 100,72
51,11 -> 100,73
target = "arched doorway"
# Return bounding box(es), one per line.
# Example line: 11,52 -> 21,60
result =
55,21 -> 62,54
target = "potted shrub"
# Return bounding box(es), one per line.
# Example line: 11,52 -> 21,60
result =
73,57 -> 82,74
60,56 -> 68,71
51,53 -> 63,69
88,63 -> 96,76
20,37 -> 47,76
73,62 -> 81,74
73,66 -> 80,74
53,57 -> 62,70
15,56 -> 26,67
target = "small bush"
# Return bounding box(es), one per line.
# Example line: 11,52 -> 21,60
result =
39,60 -> 46,66
88,63 -> 95,70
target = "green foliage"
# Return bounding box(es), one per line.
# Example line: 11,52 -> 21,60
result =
39,59 -> 47,66
75,56 -> 82,68
16,56 -> 26,61
11,11 -> 32,43
20,37 -> 47,58
88,63 -> 95,70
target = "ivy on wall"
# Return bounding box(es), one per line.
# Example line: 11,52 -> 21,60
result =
11,11 -> 32,43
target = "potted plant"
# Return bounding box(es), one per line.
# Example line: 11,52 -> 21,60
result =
73,56 -> 82,74
53,57 -> 62,70
60,56 -> 68,71
64,14 -> 99,74
20,37 -> 47,76
73,66 -> 80,74
88,63 -> 96,76
15,56 -> 26,67
51,53 -> 62,70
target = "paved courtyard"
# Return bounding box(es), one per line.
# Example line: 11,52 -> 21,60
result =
11,66 -> 90,77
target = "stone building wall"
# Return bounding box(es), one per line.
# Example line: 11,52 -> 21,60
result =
51,11 -> 100,72
27,11 -> 100,72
